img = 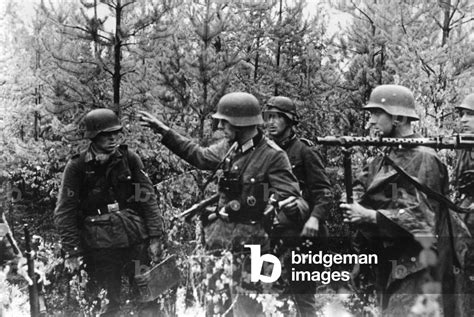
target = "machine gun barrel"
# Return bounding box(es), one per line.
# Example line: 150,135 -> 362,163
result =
315,135 -> 474,149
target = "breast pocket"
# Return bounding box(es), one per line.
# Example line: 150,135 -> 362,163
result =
113,170 -> 134,203
290,156 -> 304,180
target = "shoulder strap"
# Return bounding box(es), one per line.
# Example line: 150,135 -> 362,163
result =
202,142 -> 238,191
119,145 -> 131,171
383,154 -> 467,269
384,155 -> 471,214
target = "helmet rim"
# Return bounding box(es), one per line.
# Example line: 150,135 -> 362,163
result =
363,85 -> 420,121
84,108 -> 123,139
213,92 -> 263,127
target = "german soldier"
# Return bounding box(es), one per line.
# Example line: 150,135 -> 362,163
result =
339,85 -> 465,316
139,92 -> 309,316
54,108 -> 166,316
454,93 -> 474,231
454,93 -> 474,316
263,96 -> 332,316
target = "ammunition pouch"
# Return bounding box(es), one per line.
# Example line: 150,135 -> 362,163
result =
82,209 -> 148,249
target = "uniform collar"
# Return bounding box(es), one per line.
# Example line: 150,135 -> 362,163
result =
85,143 -> 122,163
276,132 -> 296,150
238,130 -> 263,154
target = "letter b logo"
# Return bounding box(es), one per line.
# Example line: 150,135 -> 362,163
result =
244,244 -> 281,283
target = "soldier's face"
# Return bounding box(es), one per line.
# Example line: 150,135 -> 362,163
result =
367,109 -> 394,137
265,112 -> 288,138
93,131 -> 121,153
217,119 -> 237,140
460,109 -> 474,133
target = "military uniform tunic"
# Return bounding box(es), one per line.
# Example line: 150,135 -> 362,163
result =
274,134 -> 332,316
54,145 -> 164,255
161,129 -> 308,250
54,144 -> 165,313
277,134 -> 332,220
454,148 -> 474,317
161,128 -> 308,316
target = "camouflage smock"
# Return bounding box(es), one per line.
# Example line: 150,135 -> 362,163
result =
354,134 -> 467,316
454,149 -> 474,220
454,148 -> 474,317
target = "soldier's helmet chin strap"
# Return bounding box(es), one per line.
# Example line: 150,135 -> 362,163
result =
231,126 -> 255,145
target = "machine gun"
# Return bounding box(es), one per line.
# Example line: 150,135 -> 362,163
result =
315,134 -> 474,208
315,134 -> 474,150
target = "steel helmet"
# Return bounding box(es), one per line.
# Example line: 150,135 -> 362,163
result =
363,85 -> 419,121
84,108 -> 122,139
455,93 -> 474,111
263,96 -> 298,123
212,92 -> 263,127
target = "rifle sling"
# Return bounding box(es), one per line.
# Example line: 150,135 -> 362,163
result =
383,155 -> 472,214
202,142 -> 238,191
383,155 -> 466,268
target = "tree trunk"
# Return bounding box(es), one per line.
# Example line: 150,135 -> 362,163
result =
198,0 -> 211,140
441,0 -> 451,46
254,16 -> 262,83
274,0 -> 283,95
93,0 -> 98,58
114,0 -> 122,117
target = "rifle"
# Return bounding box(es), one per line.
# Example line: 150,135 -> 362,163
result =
178,193 -> 220,220
24,224 -> 40,317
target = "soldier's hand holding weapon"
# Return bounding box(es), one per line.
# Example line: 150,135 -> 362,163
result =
340,201 -> 376,224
